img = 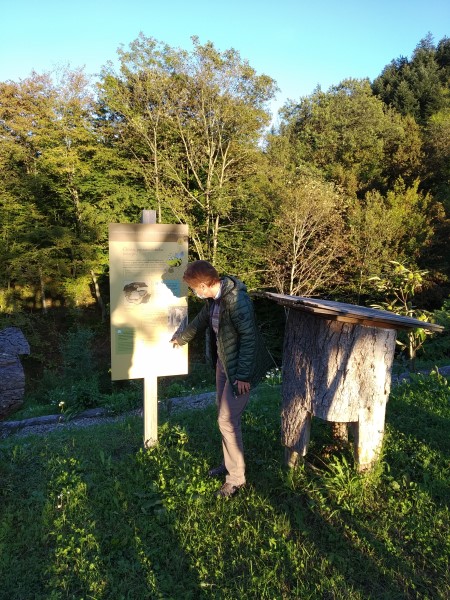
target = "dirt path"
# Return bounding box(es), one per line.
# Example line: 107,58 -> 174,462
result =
0,392 -> 216,439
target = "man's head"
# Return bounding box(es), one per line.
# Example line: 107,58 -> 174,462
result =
183,260 -> 220,299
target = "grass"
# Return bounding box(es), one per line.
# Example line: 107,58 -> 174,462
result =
8,362 -> 216,422
0,375 -> 449,599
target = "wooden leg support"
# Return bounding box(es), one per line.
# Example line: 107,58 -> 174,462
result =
352,400 -> 387,472
284,411 -> 311,467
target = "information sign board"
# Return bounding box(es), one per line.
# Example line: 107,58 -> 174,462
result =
109,223 -> 189,381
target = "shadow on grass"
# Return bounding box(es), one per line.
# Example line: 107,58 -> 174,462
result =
385,378 -> 450,509
240,386 -> 448,599
85,424 -> 205,599
242,428 -> 410,597
166,391 -> 426,598
0,419 -> 205,599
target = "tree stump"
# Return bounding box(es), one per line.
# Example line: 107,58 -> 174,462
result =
0,327 -> 30,420
281,310 -> 397,471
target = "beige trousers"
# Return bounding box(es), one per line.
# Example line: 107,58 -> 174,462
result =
216,360 -> 250,487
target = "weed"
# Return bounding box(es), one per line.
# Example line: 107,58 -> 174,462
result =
264,366 -> 283,386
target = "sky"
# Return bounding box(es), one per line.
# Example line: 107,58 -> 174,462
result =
1,0 -> 449,121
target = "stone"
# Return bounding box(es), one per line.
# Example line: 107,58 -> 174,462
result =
0,327 -> 30,420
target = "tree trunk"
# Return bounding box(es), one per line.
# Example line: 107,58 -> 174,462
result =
39,267 -> 47,313
212,214 -> 220,267
90,270 -> 106,322
281,310 -> 396,471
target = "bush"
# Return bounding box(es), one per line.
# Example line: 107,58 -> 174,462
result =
60,327 -> 96,380
50,377 -> 101,418
417,298 -> 450,363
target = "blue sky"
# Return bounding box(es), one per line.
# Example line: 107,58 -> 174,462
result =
1,0 -> 449,119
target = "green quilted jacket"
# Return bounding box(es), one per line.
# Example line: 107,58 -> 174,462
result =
175,276 -> 273,392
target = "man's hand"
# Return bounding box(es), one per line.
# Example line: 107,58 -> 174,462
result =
170,337 -> 180,348
234,380 -> 250,395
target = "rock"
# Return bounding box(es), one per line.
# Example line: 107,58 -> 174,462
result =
0,327 -> 30,420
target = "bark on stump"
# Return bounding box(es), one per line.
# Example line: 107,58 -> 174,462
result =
281,310 -> 396,471
0,327 -> 30,420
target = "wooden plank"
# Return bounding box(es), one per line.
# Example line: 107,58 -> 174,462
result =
261,292 -> 443,333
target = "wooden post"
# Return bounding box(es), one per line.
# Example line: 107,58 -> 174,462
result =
141,209 -> 158,448
282,310 -> 397,471
144,376 -> 158,448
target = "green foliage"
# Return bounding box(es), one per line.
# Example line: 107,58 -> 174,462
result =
0,376 -> 449,599
422,108 -> 450,205
386,369 -> 450,503
369,262 -> 435,364
40,328 -> 101,417
264,168 -> 348,296
372,34 -> 448,124
264,366 -> 282,386
49,379 -> 101,418
99,34 -> 277,268
420,299 -> 450,361
159,362 -> 215,400
60,328 -> 96,379
0,69 -> 146,312
1,32 -> 450,325
433,298 -> 450,329
347,179 -> 433,297
277,78 -> 423,196
1,31 -> 450,307
370,261 -> 429,313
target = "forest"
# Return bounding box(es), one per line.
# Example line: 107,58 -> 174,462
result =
1,32 -> 450,391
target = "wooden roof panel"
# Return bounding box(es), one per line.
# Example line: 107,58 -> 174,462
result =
260,292 -> 444,333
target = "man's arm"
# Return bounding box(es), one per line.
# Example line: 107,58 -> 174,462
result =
170,302 -> 210,346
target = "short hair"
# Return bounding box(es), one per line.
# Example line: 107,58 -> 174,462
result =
183,260 -> 220,287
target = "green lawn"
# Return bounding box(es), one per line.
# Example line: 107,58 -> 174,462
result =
0,374 -> 449,599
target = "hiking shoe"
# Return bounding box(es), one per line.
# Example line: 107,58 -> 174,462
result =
208,464 -> 228,478
214,482 -> 244,498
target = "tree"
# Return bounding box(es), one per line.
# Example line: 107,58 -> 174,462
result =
436,36 -> 450,85
422,109 -> 450,203
264,169 -> 347,296
0,73 -> 59,308
0,68 -> 146,311
277,79 -> 422,197
372,34 -> 447,124
98,34 -> 277,266
347,178 -> 434,298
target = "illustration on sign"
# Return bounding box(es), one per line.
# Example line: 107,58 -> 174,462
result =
123,281 -> 151,305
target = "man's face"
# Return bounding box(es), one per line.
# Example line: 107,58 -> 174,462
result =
189,282 -> 207,299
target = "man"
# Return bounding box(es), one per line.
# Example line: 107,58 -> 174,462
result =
170,260 -> 273,498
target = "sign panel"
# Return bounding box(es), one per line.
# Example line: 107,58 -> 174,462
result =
109,223 -> 189,380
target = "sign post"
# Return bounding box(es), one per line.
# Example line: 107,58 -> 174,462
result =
109,218 -> 188,447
